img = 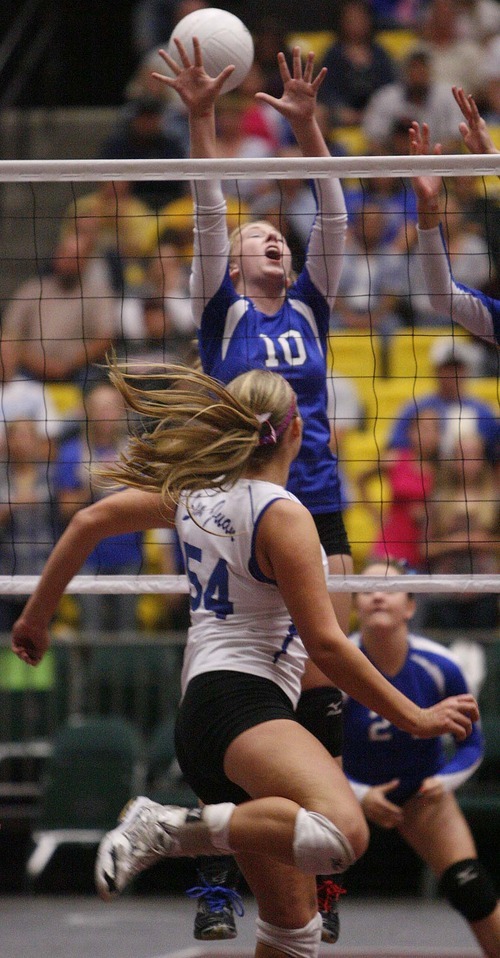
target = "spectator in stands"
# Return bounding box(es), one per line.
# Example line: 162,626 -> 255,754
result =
369,0 -> 426,28
116,232 -> 194,379
0,379 -> 69,465
455,0 -> 500,44
420,427 -> 499,629
60,180 -> 154,294
99,94 -> 187,211
250,14 -> 289,100
330,200 -> 404,339
387,336 -> 499,466
362,45 -> 463,153
209,90 -> 273,205
343,559 -> 500,958
317,0 -> 397,129
356,409 -> 440,570
0,220 -> 116,387
151,192 -> 251,261
54,383 -> 143,633
0,419 -> 59,631
344,119 -> 419,254
417,0 -> 486,92
131,0 -> 209,59
238,61 -> 291,153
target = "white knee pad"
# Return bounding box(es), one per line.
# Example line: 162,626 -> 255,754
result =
293,808 -> 355,875
256,913 -> 322,958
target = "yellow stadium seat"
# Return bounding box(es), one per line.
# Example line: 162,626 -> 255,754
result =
328,330 -> 385,424
473,126 -> 500,197
467,377 -> 499,408
376,29 -> 418,61
343,502 -> 379,571
363,376 -> 432,438
45,383 -> 83,417
148,195 -> 251,257
329,125 -> 368,157
340,428 -> 383,481
386,326 -> 473,380
286,31 -> 335,63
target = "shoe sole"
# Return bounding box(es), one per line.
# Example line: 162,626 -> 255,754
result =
195,929 -> 237,941
95,797 -> 153,902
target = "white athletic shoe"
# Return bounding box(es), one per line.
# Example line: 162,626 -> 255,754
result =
95,796 -> 192,901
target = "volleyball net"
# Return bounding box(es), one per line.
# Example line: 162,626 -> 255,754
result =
0,154 -> 498,604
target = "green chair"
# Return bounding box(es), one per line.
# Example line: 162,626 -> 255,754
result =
26,715 -> 144,882
145,715 -> 197,807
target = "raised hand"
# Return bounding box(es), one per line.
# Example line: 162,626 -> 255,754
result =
409,120 -> 442,210
452,85 -> 498,155
152,36 -> 235,117
255,46 -> 327,125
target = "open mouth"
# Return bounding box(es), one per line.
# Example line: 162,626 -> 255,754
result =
265,246 -> 281,261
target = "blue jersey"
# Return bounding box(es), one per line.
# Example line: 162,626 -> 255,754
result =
190,178 -> 348,515
343,633 -> 483,805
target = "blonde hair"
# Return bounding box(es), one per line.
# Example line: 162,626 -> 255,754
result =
103,359 -> 296,505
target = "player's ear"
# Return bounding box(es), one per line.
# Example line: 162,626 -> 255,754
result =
404,596 -> 417,621
229,261 -> 240,281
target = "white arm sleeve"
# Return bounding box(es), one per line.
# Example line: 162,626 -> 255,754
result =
306,178 -> 348,308
417,226 -> 497,346
189,179 -> 230,328
432,756 -> 483,794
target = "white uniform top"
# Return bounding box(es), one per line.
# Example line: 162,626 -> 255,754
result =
176,478 -> 321,708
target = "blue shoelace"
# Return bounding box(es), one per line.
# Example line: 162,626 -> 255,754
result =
186,879 -> 245,916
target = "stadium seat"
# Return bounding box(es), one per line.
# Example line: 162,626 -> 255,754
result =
286,31 -> 335,62
467,377 -> 499,408
145,715 -> 197,807
376,29 -> 418,61
26,715 -> 144,883
362,376 -> 433,440
329,125 -> 368,157
44,382 -> 83,417
85,642 -> 183,735
327,330 -> 385,425
386,326 -> 476,381
0,646 -> 70,819
343,501 -> 380,571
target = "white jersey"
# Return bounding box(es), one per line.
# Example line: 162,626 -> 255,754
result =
175,478 -> 316,707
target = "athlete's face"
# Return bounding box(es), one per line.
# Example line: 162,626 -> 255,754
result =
230,221 -> 292,288
355,563 -> 415,634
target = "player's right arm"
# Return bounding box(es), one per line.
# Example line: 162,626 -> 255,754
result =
154,38 -> 231,325
11,489 -> 174,666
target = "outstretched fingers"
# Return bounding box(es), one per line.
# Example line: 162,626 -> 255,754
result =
152,37 -> 235,93
452,85 -> 478,126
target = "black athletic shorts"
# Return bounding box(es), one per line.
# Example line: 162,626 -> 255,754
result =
312,510 -> 351,558
175,670 -> 298,806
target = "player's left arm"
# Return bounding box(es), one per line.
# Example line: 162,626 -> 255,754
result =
419,655 -> 484,797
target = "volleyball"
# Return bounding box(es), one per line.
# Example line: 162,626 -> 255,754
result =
166,7 -> 254,93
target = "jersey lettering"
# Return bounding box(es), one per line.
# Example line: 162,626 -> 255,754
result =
259,331 -> 307,368
367,711 -> 393,742
184,542 -> 234,620
273,622 -> 298,663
